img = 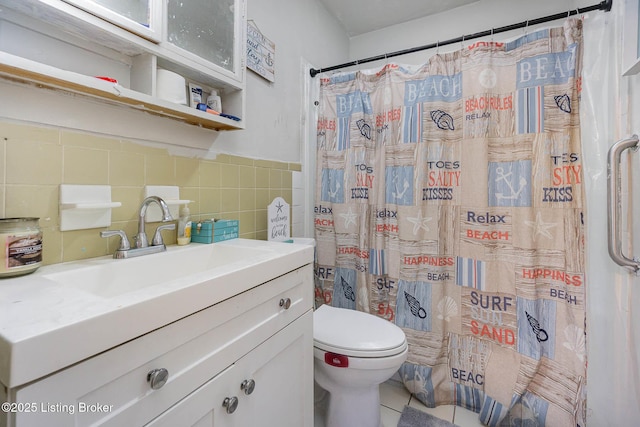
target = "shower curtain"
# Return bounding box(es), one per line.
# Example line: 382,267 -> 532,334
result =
314,18 -> 586,426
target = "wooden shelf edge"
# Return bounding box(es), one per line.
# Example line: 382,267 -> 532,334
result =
0,53 -> 244,131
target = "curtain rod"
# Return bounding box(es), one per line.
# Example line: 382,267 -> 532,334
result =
309,0 -> 612,78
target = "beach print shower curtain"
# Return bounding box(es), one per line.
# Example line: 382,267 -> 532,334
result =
314,18 -> 586,426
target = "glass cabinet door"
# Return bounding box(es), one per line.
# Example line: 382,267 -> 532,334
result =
166,0 -> 242,80
93,0 -> 149,25
61,0 -> 162,42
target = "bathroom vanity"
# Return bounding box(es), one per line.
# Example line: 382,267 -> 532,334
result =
0,239 -> 314,427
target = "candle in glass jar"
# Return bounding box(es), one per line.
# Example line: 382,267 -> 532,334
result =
0,218 -> 42,277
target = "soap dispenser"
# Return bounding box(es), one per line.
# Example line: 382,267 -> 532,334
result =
177,204 -> 192,245
206,89 -> 222,113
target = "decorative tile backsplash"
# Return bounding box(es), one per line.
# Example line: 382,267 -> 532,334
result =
0,121 -> 298,265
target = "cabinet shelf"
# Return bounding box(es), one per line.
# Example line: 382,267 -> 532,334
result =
0,52 -> 244,131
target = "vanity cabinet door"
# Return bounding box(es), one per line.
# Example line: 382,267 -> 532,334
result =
146,311 -> 313,427
238,310 -> 313,427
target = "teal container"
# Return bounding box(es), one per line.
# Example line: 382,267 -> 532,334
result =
192,219 -> 239,243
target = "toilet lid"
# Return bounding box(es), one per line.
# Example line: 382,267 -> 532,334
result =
313,304 -> 407,357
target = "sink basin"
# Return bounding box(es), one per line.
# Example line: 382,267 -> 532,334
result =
43,243 -> 273,298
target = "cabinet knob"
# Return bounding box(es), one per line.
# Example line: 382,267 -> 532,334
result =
240,379 -> 256,395
147,368 -> 169,390
222,396 -> 239,414
279,298 -> 291,309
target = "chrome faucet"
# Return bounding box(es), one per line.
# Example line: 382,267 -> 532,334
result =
101,196 -> 175,259
134,196 -> 173,248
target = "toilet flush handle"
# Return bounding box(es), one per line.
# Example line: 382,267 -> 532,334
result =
325,352 -> 349,368
279,298 -> 291,309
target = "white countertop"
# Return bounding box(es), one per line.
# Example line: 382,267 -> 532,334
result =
0,239 -> 314,388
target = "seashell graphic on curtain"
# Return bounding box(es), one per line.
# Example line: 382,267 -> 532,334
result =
340,276 -> 356,301
430,109 -> 455,130
356,118 -> 373,139
554,94 -> 572,113
404,291 -> 427,319
437,296 -> 458,322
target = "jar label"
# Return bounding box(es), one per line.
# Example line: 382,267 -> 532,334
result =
6,233 -> 43,269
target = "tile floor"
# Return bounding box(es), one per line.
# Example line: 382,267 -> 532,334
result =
379,380 -> 485,427
315,379 -> 485,427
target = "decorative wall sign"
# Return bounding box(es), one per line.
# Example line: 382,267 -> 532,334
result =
268,197 -> 289,241
247,20 -> 275,82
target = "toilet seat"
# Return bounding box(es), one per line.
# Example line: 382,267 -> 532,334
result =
313,304 -> 407,358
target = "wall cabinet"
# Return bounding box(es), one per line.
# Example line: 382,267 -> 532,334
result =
2,265 -> 313,427
0,0 -> 246,132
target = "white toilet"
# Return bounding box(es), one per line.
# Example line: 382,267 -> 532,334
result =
313,304 -> 408,427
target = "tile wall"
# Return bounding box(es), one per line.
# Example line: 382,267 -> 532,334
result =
0,121 -> 299,265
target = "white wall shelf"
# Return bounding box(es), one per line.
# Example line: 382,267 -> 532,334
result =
0,52 -> 244,131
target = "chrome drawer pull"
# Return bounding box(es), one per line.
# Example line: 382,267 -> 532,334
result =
279,298 -> 291,309
147,368 -> 169,390
241,379 -> 256,395
223,396 -> 239,414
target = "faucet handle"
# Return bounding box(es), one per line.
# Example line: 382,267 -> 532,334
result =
101,230 -> 131,251
152,223 -> 176,246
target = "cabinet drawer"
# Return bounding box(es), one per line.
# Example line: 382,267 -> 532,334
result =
10,265 -> 312,427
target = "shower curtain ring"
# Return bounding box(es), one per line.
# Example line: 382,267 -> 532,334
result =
491,28 -> 494,43
436,40 -> 439,54
524,20 -> 529,35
